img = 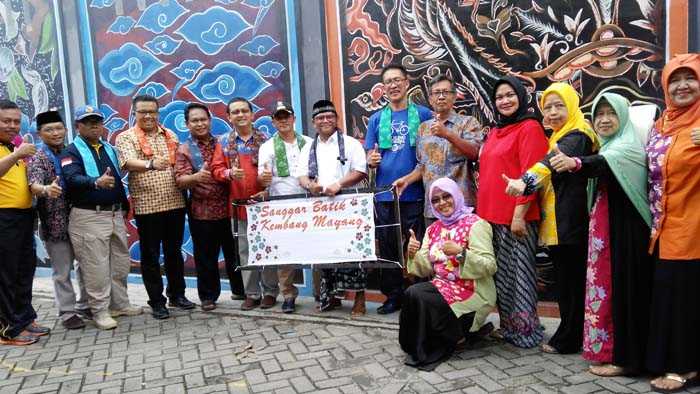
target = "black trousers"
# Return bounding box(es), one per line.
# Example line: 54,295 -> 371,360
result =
375,201 -> 425,303
0,209 -> 37,338
548,242 -> 587,353
135,208 -> 186,307
189,217 -> 244,301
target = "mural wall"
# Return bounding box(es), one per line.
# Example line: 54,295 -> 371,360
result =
334,0 -> 666,297
338,0 -> 665,139
0,0 -> 68,135
79,0 -> 297,274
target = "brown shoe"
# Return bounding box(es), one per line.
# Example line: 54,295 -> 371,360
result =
0,334 -> 38,346
241,297 -> 261,311
351,291 -> 366,317
201,300 -> 216,311
260,295 -> 277,309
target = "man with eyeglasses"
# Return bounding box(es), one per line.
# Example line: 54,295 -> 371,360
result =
256,102 -> 312,313
27,110 -> 88,330
175,103 -> 238,312
117,95 -> 194,320
394,73 -> 482,225
0,99 -> 47,345
63,106 -> 141,330
364,64 -> 433,315
298,99 -> 367,315
211,97 -> 269,310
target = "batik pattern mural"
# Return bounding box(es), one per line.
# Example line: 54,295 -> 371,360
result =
338,0 -> 665,139
0,0 -> 67,135
81,0 -> 295,271
336,0 -> 664,297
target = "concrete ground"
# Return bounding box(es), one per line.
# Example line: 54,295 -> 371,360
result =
0,277 -> 696,394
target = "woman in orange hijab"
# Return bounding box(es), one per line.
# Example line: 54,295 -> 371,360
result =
645,53 -> 700,393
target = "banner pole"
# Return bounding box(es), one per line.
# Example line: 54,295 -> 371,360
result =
232,201 -> 241,270
392,188 -> 404,268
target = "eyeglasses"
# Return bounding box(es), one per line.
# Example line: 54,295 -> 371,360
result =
314,114 -> 337,122
135,110 -> 158,115
383,77 -> 407,86
430,90 -> 455,98
40,126 -> 66,134
430,193 -> 453,205
229,108 -> 251,115
494,92 -> 517,101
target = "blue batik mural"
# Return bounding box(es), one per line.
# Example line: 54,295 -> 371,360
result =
77,0 -> 299,274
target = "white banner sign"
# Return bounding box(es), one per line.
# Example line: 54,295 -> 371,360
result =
245,193 -> 376,266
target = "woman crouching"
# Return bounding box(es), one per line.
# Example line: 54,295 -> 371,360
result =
399,177 -> 497,371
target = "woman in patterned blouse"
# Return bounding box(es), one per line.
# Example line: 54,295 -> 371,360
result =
644,53 -> 700,393
399,177 -> 497,371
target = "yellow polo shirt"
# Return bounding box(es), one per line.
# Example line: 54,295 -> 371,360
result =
0,145 -> 32,209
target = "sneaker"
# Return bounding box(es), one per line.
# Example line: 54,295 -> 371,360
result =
168,296 -> 196,310
62,315 -> 86,330
281,298 -> 295,314
94,312 -> 117,330
201,300 -> 216,311
0,334 -> 38,346
241,297 -> 261,311
260,295 -> 277,309
151,305 -> 170,320
110,306 -> 143,317
24,322 -> 50,337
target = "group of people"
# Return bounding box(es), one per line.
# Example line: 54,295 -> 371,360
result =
0,53 -> 698,392
398,53 -> 700,393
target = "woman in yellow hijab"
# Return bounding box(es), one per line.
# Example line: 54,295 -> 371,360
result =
503,82 -> 598,354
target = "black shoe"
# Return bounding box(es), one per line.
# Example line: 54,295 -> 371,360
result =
76,308 -> 93,321
281,298 -> 296,314
151,305 -> 170,320
377,301 -> 401,315
201,300 -> 216,311
168,296 -> 195,310
62,315 -> 86,330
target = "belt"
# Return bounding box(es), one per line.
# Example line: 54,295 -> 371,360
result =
74,203 -> 124,212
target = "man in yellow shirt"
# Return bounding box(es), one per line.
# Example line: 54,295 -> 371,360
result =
0,99 -> 50,345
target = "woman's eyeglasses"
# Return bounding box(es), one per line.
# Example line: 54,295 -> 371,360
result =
430,193 -> 453,205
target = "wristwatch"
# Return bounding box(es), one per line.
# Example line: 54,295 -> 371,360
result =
146,159 -> 154,170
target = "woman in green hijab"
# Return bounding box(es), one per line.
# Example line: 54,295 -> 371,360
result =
549,92 -> 653,377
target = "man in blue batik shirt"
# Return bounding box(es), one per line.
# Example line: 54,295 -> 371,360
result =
364,64 -> 432,315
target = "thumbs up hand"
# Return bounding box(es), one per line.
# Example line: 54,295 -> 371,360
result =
15,134 -> 36,159
442,231 -> 463,256
367,143 -> 381,168
196,162 -> 213,183
549,144 -> 576,173
691,128 -> 700,146
46,176 -> 63,198
502,173 -> 526,197
407,228 -> 421,259
260,162 -> 273,187
430,113 -> 449,138
95,167 -> 116,189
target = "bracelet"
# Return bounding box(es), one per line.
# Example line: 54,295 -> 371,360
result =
570,157 -> 582,172
42,185 -> 48,197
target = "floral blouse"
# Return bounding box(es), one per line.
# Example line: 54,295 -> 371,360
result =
645,128 -> 672,251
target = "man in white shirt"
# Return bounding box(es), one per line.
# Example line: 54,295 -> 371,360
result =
257,102 -> 312,313
296,100 -> 368,316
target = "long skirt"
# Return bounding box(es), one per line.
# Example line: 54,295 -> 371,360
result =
646,257 -> 700,374
583,181 -> 652,370
399,282 -> 474,371
318,268 -> 366,311
492,221 -> 543,348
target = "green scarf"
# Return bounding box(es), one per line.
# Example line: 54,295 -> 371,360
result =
273,133 -> 306,177
378,102 -> 420,149
588,93 -> 651,227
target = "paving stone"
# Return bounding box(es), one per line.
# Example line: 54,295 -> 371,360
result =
290,376 -> 316,393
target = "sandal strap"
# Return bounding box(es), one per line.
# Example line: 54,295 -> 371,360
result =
663,373 -> 687,384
